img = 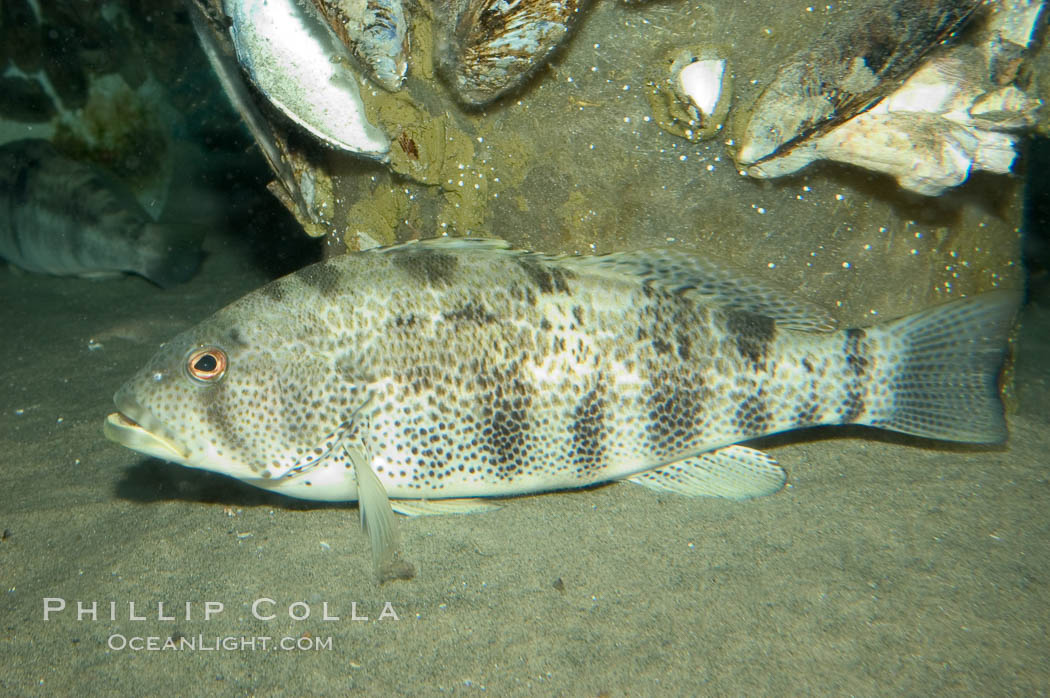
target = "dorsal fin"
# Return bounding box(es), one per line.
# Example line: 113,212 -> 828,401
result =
370,237 -> 836,331
372,237 -> 514,254
563,248 -> 837,332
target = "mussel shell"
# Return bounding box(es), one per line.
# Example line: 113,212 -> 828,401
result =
311,0 -> 409,91
440,0 -> 593,107
223,0 -> 390,158
736,0 -> 984,166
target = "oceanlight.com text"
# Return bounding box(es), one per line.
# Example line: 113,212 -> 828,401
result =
107,634 -> 334,651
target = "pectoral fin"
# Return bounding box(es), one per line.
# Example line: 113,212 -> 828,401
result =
626,445 -> 787,500
347,446 -> 416,582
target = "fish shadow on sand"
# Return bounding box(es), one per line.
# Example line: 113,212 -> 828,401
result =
114,458 -> 349,511
111,424 -> 1007,510
746,423 -> 1011,454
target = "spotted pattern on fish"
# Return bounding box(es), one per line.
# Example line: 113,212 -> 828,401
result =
106,238 -> 1017,506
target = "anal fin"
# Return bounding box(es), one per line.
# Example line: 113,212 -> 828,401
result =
626,445 -> 787,500
391,498 -> 503,517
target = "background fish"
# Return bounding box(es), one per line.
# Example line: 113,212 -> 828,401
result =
104,238 -> 1018,577
0,139 -> 203,288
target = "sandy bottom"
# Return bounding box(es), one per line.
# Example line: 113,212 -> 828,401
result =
1,236 -> 1048,696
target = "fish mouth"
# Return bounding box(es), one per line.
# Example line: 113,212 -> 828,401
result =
103,391 -> 190,463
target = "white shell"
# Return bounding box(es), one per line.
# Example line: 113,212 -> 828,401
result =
224,0 -> 390,158
746,42 -> 1041,197
675,58 -> 726,123
988,0 -> 1045,48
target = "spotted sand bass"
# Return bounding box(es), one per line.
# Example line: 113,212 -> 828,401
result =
104,238 -> 1018,578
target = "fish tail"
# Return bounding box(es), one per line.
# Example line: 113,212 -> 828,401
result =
863,290 -> 1020,443
138,222 -> 205,288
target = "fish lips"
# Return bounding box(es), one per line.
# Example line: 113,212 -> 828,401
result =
104,388 -> 190,464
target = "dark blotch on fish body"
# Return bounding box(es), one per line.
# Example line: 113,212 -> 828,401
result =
841,328 -> 870,423
442,300 -> 498,325
645,370 -> 710,455
300,260 -> 344,296
569,383 -> 608,474
392,248 -> 458,286
726,309 -> 776,368
517,257 -> 572,294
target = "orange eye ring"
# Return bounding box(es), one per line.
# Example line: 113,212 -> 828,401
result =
186,347 -> 228,383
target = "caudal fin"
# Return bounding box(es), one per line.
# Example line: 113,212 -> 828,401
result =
867,290 -> 1020,443
137,223 -> 205,288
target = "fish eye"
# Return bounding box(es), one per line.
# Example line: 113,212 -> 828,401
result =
186,347 -> 227,383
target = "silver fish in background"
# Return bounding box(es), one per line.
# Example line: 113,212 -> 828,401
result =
0,139 -> 202,288
104,238 -> 1018,579
439,0 -> 593,106
736,0 -> 984,167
